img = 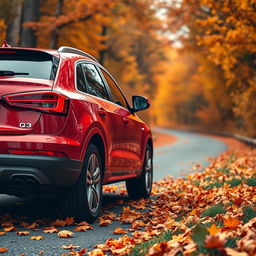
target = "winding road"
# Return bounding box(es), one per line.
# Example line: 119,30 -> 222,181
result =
0,128 -> 227,255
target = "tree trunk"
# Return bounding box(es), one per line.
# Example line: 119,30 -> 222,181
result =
99,25 -> 108,65
49,0 -> 64,49
6,0 -> 23,46
20,0 -> 40,47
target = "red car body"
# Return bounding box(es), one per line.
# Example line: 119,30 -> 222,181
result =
0,44 -> 153,221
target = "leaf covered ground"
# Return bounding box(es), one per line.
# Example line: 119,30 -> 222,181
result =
0,141 -> 256,256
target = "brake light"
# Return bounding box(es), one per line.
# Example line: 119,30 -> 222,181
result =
2,91 -> 69,114
9,150 -> 67,157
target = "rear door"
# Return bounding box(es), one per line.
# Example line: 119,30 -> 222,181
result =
76,62 -> 125,174
0,49 -> 59,135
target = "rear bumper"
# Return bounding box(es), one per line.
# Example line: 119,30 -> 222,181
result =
0,154 -> 83,188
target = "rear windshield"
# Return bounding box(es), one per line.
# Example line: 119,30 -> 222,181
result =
0,49 -> 59,80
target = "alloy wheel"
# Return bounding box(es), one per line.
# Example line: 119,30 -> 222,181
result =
86,153 -> 101,214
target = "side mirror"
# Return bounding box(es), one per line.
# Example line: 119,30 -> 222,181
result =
131,96 -> 150,113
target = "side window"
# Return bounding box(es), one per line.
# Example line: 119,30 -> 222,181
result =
82,63 -> 109,100
101,69 -> 128,109
76,64 -> 87,92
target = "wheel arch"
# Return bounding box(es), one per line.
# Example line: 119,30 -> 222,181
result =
80,124 -> 108,178
88,133 -> 106,177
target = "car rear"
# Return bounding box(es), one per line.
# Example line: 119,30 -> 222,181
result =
0,48 -> 82,197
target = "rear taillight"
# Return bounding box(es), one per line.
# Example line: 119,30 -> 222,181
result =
2,91 -> 69,114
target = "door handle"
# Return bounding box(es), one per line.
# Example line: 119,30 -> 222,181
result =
98,108 -> 107,116
123,117 -> 129,124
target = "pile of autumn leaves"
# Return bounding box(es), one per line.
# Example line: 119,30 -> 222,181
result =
0,145 -> 256,256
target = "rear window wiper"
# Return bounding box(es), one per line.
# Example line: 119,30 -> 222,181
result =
0,70 -> 29,76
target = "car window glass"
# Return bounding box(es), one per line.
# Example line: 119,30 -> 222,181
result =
76,64 -> 87,92
0,50 -> 58,80
100,69 -> 128,109
82,63 -> 109,100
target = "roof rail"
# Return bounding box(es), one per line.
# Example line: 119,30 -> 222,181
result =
58,46 -> 99,62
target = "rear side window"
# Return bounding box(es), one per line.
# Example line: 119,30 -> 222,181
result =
0,49 -> 59,80
81,63 -> 110,100
76,64 -> 87,92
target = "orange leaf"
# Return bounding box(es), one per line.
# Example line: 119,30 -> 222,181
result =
101,212 -> 117,220
4,226 -> 16,232
110,246 -> 129,255
76,221 -> 90,226
58,230 -> 74,238
1,222 -> 13,227
30,236 -> 44,240
17,231 -> 30,236
43,226 -> 59,233
113,227 -> 128,235
225,248 -> 248,256
0,248 -> 8,253
74,225 -> 94,232
207,224 -> 222,235
26,223 -> 39,229
172,205 -> 182,212
52,219 -> 66,227
204,235 -> 226,248
64,217 -> 75,226
0,232 -> 6,236
223,216 -> 241,228
99,219 -> 112,226
20,222 -> 29,228
61,244 -> 80,250
87,249 -> 107,256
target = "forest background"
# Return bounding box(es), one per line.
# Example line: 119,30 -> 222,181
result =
0,0 -> 255,137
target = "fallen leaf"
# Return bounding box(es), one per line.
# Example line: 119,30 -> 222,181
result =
43,227 -> 59,233
17,231 -> 30,236
4,226 -> 16,232
204,235 -> 226,248
74,225 -> 94,232
225,248 -> 249,256
99,219 -> 112,226
52,219 -> 66,227
26,223 -> 39,229
30,236 -> 44,240
0,232 -> 6,236
87,249 -> 107,256
1,222 -> 13,227
76,221 -> 90,226
0,248 -> 8,253
64,217 -> 75,226
207,224 -> 222,235
113,227 -> 128,235
223,216 -> 241,228
58,230 -> 74,238
61,244 -> 80,250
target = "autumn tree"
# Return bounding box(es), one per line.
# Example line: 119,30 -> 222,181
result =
165,0 -> 256,136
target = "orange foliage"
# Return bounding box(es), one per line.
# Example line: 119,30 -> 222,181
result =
166,0 -> 256,136
0,19 -> 6,42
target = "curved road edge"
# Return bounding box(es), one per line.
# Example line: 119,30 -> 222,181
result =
153,127 -> 228,180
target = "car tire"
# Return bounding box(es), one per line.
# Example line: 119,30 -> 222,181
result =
126,144 -> 153,199
61,143 -> 103,222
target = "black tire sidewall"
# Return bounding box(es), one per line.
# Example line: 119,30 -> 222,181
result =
126,144 -> 153,199
141,144 -> 153,197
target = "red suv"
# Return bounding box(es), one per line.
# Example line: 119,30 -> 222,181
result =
0,43 -> 153,221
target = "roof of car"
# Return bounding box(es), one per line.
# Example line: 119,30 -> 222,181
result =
0,42 -> 98,62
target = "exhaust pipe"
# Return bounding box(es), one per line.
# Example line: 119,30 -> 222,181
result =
10,176 -> 39,192
11,178 -> 24,187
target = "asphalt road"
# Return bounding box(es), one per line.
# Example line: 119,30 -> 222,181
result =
0,128 -> 227,255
